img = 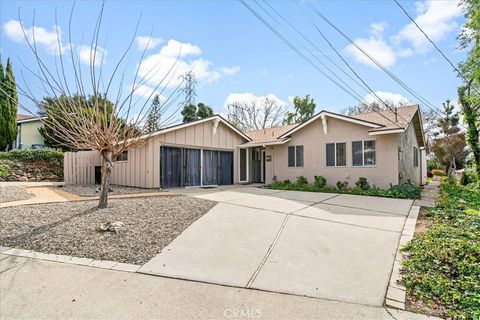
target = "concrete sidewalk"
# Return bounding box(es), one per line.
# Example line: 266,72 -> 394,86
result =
0,255 -> 440,320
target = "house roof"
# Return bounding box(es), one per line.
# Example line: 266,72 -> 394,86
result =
16,114 -> 46,123
139,114 -> 252,142
351,104 -> 419,132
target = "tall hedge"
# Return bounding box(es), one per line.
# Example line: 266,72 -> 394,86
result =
0,58 -> 18,151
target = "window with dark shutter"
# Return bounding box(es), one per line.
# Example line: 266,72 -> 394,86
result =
288,146 -> 295,167
296,146 -> 304,167
326,143 -> 335,166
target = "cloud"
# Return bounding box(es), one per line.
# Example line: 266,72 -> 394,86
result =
78,45 -> 107,66
345,22 -> 396,68
223,92 -> 287,108
393,0 -> 462,52
345,1 -> 462,69
3,19 -> 67,55
363,91 -> 410,105
138,39 -> 239,89
135,35 -> 163,50
130,83 -> 167,100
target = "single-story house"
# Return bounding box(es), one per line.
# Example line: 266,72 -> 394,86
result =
14,114 -> 46,149
64,104 -> 427,188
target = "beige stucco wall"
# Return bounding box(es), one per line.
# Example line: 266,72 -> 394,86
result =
16,121 -> 45,148
265,117 -> 400,189
398,122 -> 421,186
110,120 -> 246,188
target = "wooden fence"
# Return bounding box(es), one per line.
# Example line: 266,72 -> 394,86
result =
64,151 -> 101,185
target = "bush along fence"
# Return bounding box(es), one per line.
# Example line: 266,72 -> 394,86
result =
268,176 -> 422,199
0,148 -> 64,182
400,182 -> 480,319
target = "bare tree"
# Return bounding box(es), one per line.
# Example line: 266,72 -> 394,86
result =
226,97 -> 286,131
9,4 -> 184,208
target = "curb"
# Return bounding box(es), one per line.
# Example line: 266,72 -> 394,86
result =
1,247 -> 140,273
385,205 -> 420,310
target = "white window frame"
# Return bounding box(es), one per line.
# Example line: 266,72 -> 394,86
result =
116,150 -> 129,162
239,147 -> 249,183
352,140 -> 376,167
288,145 -> 304,168
326,142 -> 347,167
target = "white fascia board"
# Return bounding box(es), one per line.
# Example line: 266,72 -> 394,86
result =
368,129 -> 405,135
239,138 -> 291,148
17,117 -> 47,124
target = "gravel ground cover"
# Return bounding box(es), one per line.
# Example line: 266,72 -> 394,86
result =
0,186 -> 35,203
58,185 -> 162,197
0,196 -> 216,264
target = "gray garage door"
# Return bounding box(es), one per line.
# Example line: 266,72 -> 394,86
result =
161,146 -> 233,188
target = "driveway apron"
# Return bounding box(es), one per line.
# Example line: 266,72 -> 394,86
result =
138,188 -> 412,307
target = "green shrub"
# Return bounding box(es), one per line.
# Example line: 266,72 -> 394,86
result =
296,175 -> 308,186
0,148 -> 63,163
355,177 -> 370,190
431,169 -> 446,176
313,175 -> 327,188
336,180 -> 348,190
0,163 -> 9,178
401,182 -> 480,319
386,183 -> 421,199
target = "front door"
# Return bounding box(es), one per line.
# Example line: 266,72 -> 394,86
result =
219,151 -> 233,185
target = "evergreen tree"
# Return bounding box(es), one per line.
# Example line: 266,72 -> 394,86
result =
181,103 -> 198,123
196,103 -> 214,119
0,58 -> 18,150
181,102 -> 214,123
0,60 -> 6,150
145,94 -> 162,133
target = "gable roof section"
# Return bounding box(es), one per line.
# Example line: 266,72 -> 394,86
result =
352,104 -> 419,133
140,114 -> 252,142
278,110 -> 383,139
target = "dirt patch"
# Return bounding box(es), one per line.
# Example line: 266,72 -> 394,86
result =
0,195 -> 217,264
413,207 -> 434,237
0,186 -> 35,203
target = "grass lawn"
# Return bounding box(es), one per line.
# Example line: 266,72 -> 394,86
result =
0,195 -> 216,264
400,182 -> 480,319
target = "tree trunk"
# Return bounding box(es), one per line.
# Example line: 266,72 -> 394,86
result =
98,151 -> 114,209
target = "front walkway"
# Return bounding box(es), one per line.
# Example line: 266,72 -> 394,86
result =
139,187 -> 414,307
0,254 -> 440,319
413,181 -> 440,208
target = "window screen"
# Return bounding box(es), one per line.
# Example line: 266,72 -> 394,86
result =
288,146 -> 295,167
296,146 -> 304,167
326,143 -> 335,166
352,141 -> 363,166
336,143 -> 346,166
364,140 -> 376,166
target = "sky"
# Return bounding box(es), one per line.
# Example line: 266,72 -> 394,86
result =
0,0 -> 468,123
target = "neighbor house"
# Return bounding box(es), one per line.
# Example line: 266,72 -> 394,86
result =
64,104 -> 427,188
14,114 -> 46,149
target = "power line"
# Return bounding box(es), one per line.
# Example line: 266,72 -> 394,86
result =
238,0 -> 367,104
240,0 -> 403,129
393,0 -> 480,97
253,0 -> 366,102
295,1 -> 408,126
308,3 -> 466,129
260,0 -> 371,97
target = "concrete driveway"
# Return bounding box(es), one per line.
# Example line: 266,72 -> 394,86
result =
139,187 -> 413,306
